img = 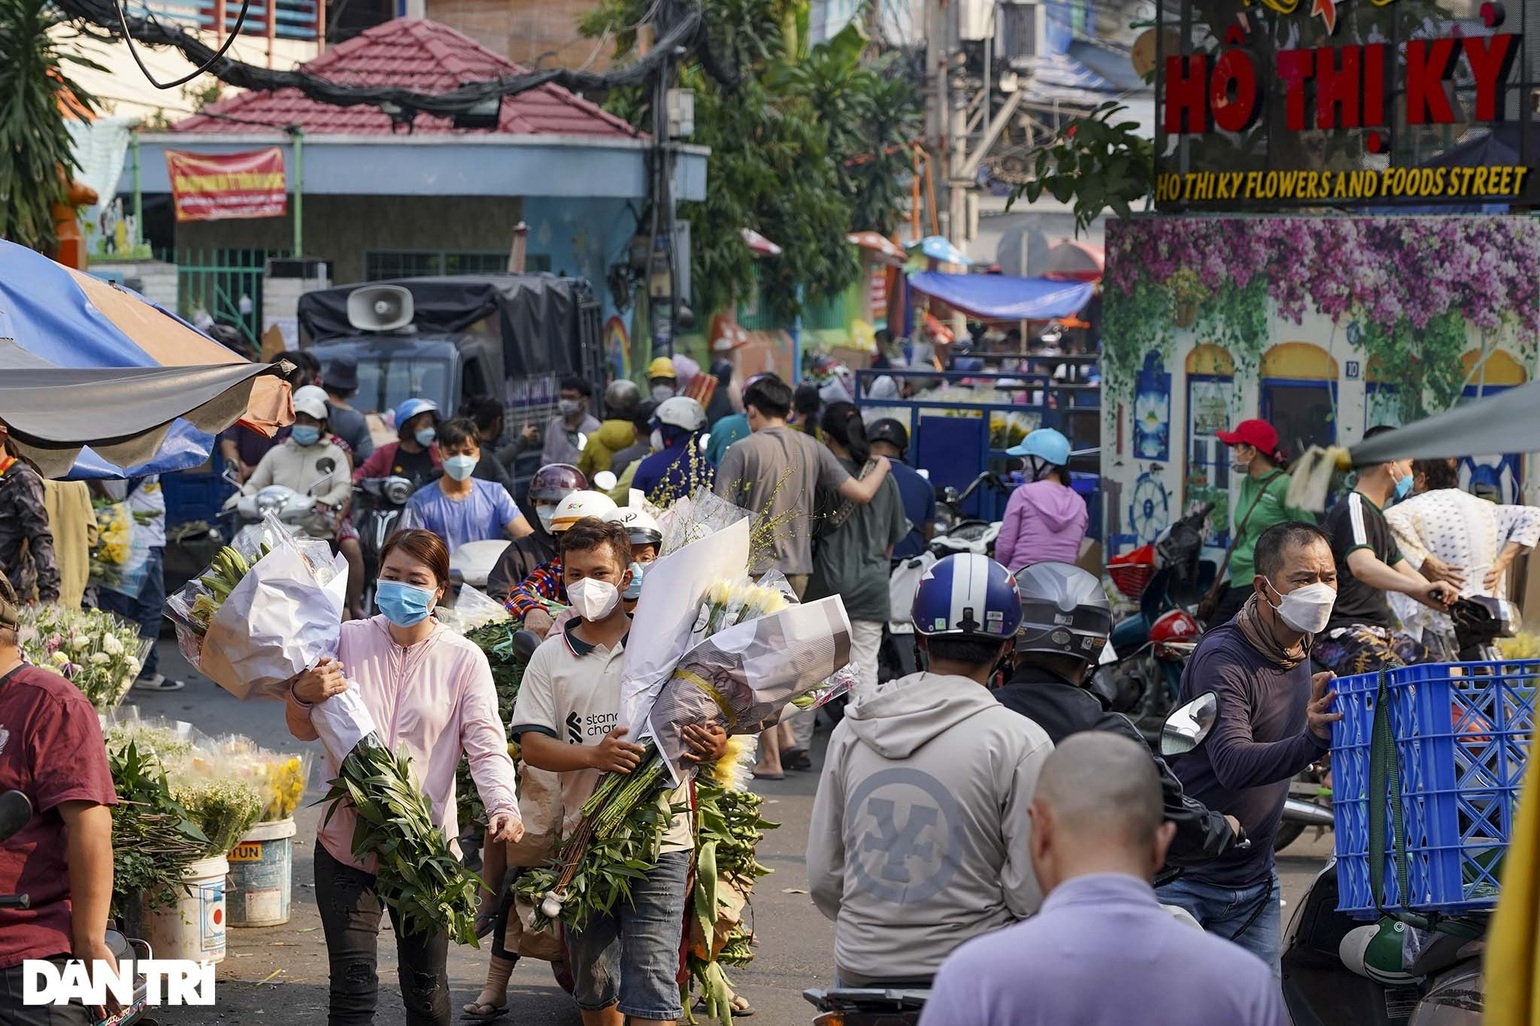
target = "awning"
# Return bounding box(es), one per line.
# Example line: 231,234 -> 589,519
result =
847,231 -> 906,263
742,228 -> 783,257
907,271 -> 1094,322
909,236 -> 972,266
1350,382 -> 1540,464
0,341 -> 286,478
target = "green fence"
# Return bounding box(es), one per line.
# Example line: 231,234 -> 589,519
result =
176,248 -> 290,347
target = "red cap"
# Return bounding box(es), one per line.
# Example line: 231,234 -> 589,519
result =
1217,419 -> 1281,458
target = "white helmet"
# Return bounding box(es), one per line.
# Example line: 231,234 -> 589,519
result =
603,506 -> 663,547
653,396 -> 707,433
291,385 -> 330,421
551,490 -> 618,534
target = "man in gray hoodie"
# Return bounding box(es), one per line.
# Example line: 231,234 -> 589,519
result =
808,553 -> 1054,986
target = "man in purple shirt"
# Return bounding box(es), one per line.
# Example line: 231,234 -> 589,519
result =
1158,520 -> 1343,974
920,733 -> 1286,1026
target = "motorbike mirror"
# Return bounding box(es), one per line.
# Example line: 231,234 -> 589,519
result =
0,791 -> 33,843
221,463 -> 242,487
593,470 -> 618,491
1160,692 -> 1219,757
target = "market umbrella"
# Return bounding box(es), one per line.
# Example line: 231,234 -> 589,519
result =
846,231 -> 906,264
1349,381 -> 1540,464
0,341 -> 288,478
0,239 -> 290,476
1042,239 -> 1105,281
910,235 -> 972,266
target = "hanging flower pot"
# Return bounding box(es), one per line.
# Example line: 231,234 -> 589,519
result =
1173,301 -> 1200,328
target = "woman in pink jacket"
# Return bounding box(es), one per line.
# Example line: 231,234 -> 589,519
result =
995,428 -> 1089,572
287,529 -> 522,1026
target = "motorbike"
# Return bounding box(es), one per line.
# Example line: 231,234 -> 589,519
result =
221,465 -> 340,542
354,475 -> 414,609
0,791 -> 153,1026
1099,503 -> 1213,739
1281,860 -> 1486,1025
930,471 -> 1012,557
805,987 -> 929,1026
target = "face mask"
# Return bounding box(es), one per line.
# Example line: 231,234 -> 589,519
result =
651,385 -> 676,402
568,577 -> 620,621
1265,579 -> 1336,635
558,399 -> 581,417
376,580 -> 436,627
536,506 -> 558,533
443,455 -> 478,481
1394,471 -> 1414,502
291,426 -> 321,447
623,561 -> 650,601
415,427 -> 437,447
650,428 -> 665,453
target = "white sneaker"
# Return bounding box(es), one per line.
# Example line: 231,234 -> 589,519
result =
132,673 -> 185,692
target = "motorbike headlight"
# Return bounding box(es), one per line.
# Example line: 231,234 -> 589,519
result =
384,479 -> 414,505
255,487 -> 289,514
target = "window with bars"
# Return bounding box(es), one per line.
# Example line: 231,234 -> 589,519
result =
364,250 -> 552,281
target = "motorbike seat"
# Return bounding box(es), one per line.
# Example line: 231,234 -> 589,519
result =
1405,921 -> 1487,978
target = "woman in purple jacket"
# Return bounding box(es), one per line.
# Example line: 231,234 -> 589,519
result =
995,428 -> 1089,572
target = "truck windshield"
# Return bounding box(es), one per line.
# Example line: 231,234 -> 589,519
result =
352,356 -> 452,416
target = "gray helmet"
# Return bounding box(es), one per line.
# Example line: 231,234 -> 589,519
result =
604,379 -> 642,418
1013,561 -> 1113,663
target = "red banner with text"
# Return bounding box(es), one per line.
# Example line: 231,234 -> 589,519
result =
165,148 -> 287,222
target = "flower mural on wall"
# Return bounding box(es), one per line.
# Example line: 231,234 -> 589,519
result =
1103,217 -> 1540,418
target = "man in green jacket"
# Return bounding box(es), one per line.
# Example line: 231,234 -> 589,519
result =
1206,420 -> 1318,626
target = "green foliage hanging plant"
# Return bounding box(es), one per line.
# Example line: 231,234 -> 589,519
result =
1009,102 -> 1154,234
0,0 -> 102,252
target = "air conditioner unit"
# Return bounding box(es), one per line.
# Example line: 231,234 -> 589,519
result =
997,1 -> 1046,65
958,0 -> 993,41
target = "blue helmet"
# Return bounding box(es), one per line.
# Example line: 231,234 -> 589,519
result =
394,397 -> 441,434
1007,427 -> 1071,466
912,554 -> 1023,640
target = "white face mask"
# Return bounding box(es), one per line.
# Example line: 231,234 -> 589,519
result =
568,577 -> 621,621
1264,579 -> 1336,635
536,506 -> 558,533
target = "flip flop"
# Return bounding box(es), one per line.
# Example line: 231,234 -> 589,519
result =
782,748 -> 812,771
694,995 -> 757,1017
751,771 -> 784,781
462,1001 -> 507,1021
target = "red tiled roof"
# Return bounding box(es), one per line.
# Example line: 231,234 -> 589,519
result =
169,18 -> 641,138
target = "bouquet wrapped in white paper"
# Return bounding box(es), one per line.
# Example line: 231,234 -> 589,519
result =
163,516 -> 483,943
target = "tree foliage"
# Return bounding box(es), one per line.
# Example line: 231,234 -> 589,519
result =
583,0 -> 920,323
0,0 -> 100,252
1010,102 -> 1154,235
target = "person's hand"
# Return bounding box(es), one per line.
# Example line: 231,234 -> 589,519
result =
1223,814 -> 1242,837
1421,555 -> 1466,589
74,938 -> 122,1019
293,658 -> 347,704
1308,670 -> 1343,741
521,422 -> 540,443
523,608 -> 556,639
1421,582 -> 1458,610
1486,559 -> 1514,592
588,727 -> 646,774
488,811 -> 524,845
681,722 -> 729,764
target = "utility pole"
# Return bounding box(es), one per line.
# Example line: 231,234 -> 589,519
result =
925,0 -> 971,250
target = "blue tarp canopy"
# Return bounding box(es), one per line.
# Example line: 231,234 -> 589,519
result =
906,271 -> 1094,322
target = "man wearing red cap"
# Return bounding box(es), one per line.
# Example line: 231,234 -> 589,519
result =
1205,420 -> 1318,626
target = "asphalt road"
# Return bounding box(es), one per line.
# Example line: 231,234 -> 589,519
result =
127,639 -> 1335,1026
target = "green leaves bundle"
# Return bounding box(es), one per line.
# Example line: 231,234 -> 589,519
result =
324,739 -> 484,945
106,741 -> 212,918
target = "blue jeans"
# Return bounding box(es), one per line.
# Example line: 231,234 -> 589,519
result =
1157,871 -> 1283,976
565,849 -> 690,1021
97,545 -> 164,678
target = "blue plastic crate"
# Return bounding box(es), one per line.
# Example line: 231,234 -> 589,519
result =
1333,661 -> 1535,919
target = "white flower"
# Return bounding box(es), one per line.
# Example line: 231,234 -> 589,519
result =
89,653 -> 111,665
541,893 -> 565,919
51,651 -> 71,667
71,635 -> 92,652
101,634 -> 125,657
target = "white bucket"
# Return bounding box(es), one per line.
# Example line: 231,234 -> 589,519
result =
227,818 -> 297,927
140,855 -> 228,963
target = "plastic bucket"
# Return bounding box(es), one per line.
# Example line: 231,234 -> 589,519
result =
226,818 -> 297,927
140,855 -> 228,963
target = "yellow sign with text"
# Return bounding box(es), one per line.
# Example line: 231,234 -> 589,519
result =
1156,166 -> 1531,204
228,842 -> 263,863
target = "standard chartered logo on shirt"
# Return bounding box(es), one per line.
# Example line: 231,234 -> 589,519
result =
846,768 -> 963,904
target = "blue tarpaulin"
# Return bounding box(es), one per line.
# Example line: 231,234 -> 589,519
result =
906,271 -> 1094,322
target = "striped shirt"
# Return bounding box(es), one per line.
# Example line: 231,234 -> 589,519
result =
1322,490 -> 1402,632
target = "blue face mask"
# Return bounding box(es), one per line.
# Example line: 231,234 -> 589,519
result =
375,580 -> 436,626
415,427 -> 437,447
623,561 -> 648,601
291,425 -> 321,447
443,455 -> 478,481
1394,470 -> 1414,502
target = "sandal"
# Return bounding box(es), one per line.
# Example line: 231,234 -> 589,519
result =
462,1001 -> 507,1021
782,748 -> 812,771
751,770 -> 784,781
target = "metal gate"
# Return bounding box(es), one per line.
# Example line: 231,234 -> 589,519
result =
176,248 -> 290,348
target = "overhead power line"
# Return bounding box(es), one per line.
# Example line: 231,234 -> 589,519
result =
51,0 -> 704,119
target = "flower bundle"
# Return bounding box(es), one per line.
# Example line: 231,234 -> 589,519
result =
164,514 -> 488,944
17,605 -> 150,712
522,565 -> 851,932
172,777 -> 264,857
105,739 -> 212,918
196,735 -> 312,823
88,501 -> 133,589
